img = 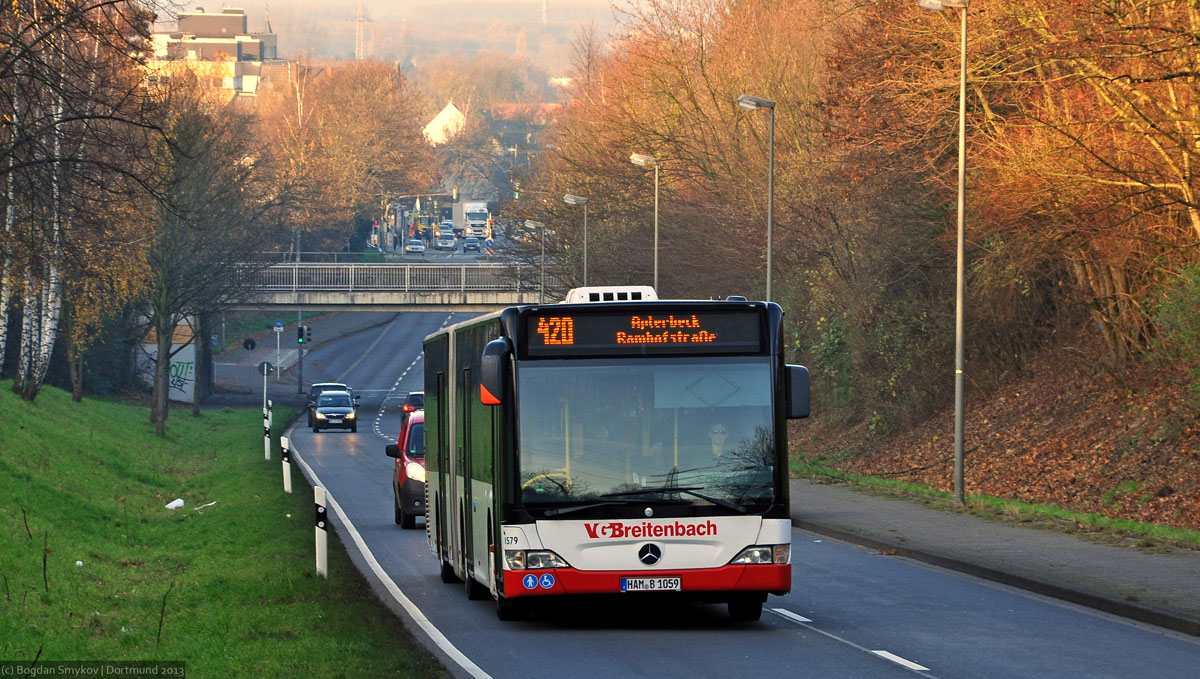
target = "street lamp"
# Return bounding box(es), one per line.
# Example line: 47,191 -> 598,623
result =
737,94 -> 777,303
525,219 -> 546,303
629,152 -> 659,290
563,194 -> 589,286
919,0 -> 968,505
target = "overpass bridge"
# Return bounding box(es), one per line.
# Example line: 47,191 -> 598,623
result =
228,262 -> 544,311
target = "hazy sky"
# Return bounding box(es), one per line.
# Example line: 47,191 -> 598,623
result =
167,1 -> 621,71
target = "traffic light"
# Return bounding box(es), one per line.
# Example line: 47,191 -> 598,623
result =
297,326 -> 304,344
305,325 -> 312,344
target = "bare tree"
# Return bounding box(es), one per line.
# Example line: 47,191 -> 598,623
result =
141,69 -> 281,433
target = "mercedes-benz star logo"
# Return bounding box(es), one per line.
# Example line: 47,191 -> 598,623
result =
638,543 -> 662,566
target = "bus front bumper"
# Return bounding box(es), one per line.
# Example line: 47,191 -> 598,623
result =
502,563 -> 790,599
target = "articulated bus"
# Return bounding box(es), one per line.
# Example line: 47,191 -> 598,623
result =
423,286 -> 810,620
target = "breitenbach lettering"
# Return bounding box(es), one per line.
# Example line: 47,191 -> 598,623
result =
583,520 -> 718,539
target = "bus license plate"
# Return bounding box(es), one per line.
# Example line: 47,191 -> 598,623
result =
621,577 -> 681,592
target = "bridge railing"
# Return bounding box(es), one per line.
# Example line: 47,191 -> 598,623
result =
241,263 -> 531,292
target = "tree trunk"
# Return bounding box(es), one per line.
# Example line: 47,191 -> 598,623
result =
70,346 -> 83,402
26,90 -> 68,398
64,304 -> 83,402
0,60 -> 20,379
16,262 -> 37,398
0,169 -> 13,378
151,316 -> 174,435
192,313 -> 213,416
30,263 -> 64,397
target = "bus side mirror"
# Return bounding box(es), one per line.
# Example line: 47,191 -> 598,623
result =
786,364 -> 811,419
480,338 -> 511,405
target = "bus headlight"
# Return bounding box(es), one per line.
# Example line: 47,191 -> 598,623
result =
730,544 -> 790,565
504,549 -> 570,570
405,462 -> 426,483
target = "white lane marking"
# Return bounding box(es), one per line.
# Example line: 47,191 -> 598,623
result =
288,442 -> 492,679
871,650 -> 930,672
336,313 -> 401,383
373,354 -> 422,439
770,608 -> 937,677
773,608 -> 812,623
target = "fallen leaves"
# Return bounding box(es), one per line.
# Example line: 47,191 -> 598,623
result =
803,343 -> 1200,530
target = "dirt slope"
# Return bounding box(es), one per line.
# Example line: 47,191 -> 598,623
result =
795,345 -> 1200,530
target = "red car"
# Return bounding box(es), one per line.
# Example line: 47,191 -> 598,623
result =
386,410 -> 425,529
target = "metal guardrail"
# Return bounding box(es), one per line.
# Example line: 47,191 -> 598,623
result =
241,263 -> 530,293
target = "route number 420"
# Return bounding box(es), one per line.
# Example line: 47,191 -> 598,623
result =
536,316 -> 575,346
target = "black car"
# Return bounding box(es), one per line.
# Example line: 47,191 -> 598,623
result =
400,391 -> 424,425
308,382 -> 354,427
462,237 -> 481,252
312,390 -> 358,433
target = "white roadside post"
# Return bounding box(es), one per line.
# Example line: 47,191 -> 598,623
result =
314,486 -> 328,578
264,399 -> 273,460
280,435 -> 293,494
258,361 -> 273,459
262,406 -> 270,461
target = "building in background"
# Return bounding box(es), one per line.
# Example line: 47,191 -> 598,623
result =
147,8 -> 280,96
423,102 -> 466,146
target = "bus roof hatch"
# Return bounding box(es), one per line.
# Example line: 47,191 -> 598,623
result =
563,286 -> 658,304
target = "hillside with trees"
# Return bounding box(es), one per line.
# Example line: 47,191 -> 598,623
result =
2,2 -> 434,432
514,0 -> 1200,529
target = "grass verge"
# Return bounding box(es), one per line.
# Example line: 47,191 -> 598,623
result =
216,311 -> 332,354
0,381 -> 445,678
791,459 -> 1200,548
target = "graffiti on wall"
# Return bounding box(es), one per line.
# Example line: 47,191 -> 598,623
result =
136,343 -> 196,403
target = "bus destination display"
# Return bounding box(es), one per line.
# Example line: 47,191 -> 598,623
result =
525,309 -> 763,356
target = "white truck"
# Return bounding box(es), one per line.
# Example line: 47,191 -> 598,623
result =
463,202 -> 490,239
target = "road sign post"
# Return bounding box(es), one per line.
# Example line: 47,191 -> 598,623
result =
274,320 -> 283,381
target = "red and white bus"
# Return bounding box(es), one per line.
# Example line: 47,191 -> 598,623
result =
422,287 -> 810,620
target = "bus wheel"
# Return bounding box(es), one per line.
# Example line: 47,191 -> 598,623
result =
727,595 -> 764,622
465,573 -> 489,600
495,595 -> 528,621
440,559 -> 460,584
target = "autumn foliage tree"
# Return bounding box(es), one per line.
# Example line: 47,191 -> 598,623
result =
257,60 -> 435,256
525,0 -> 1199,430
0,0 -> 158,401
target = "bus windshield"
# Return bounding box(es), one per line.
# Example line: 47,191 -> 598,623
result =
516,358 -> 775,508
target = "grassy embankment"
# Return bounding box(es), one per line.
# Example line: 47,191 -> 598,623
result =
791,459 -> 1200,548
216,311 -> 332,354
0,382 -> 444,677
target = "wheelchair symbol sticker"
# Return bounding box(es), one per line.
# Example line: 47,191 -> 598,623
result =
539,573 -> 555,589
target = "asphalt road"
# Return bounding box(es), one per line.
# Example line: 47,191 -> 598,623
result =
282,312 -> 1200,679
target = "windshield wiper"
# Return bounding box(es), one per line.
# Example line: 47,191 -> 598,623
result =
602,486 -> 747,513
540,499 -> 639,517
